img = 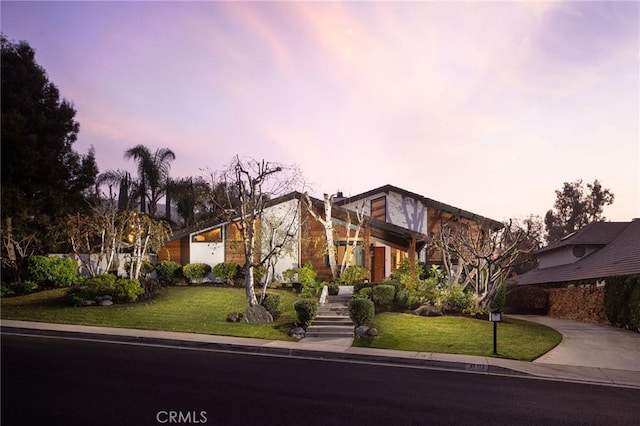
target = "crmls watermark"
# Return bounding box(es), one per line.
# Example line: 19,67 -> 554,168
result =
156,411 -> 208,424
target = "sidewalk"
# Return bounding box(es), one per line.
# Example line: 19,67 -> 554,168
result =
2,319 -> 640,389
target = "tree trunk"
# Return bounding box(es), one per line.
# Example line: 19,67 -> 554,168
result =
245,262 -> 258,306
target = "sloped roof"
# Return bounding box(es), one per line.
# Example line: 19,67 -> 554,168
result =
536,221 -> 629,254
335,184 -> 503,230
514,220 -> 640,285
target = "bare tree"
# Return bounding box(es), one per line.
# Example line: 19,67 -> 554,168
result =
214,155 -> 304,307
434,219 -> 537,311
1,217 -> 38,282
304,193 -> 366,279
126,210 -> 172,280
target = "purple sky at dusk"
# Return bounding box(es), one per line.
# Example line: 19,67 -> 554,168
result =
2,1 -> 638,222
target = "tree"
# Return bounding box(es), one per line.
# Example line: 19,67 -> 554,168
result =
304,193 -> 366,280
96,169 -> 135,212
1,35 -> 98,254
544,179 -> 614,243
167,177 -> 210,228
215,156 -> 303,308
124,145 -> 176,216
434,219 -> 538,312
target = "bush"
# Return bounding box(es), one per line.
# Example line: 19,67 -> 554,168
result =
297,262 -> 317,286
348,298 -> 375,327
371,285 -> 395,308
504,285 -> 549,314
394,287 -> 409,308
339,266 -> 369,285
156,261 -> 183,285
354,287 -> 373,300
435,284 -> 473,314
27,255 -> 78,287
212,262 -> 240,286
353,282 -> 375,294
604,276 -> 633,326
182,263 -> 212,284
327,282 -> 340,295
629,285 -> 640,332
259,292 -> 282,318
64,274 -> 143,305
124,260 -> 155,280
1,280 -> 39,297
301,282 -> 322,298
294,299 -> 318,328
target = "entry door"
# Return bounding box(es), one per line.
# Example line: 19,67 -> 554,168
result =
372,246 -> 385,283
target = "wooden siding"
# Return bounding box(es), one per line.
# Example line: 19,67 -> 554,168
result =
158,237 -> 190,265
370,196 -> 387,222
224,223 -> 246,266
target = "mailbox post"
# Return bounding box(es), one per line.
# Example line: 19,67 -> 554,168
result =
489,311 -> 501,355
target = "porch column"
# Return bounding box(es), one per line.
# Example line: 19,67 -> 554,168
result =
409,236 -> 416,279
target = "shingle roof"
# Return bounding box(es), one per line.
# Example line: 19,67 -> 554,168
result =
514,220 -> 640,285
536,222 -> 629,254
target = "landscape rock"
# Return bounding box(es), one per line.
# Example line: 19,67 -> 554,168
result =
289,326 -> 306,339
355,325 -> 369,337
98,300 -> 113,306
226,312 -> 243,322
366,327 -> 379,337
242,305 -> 273,323
414,304 -> 443,317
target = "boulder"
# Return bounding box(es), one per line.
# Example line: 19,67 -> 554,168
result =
366,327 -> 379,337
242,305 -> 273,324
289,326 -> 306,339
355,325 -> 369,337
226,312 -> 243,322
414,304 -> 443,317
99,300 -> 113,306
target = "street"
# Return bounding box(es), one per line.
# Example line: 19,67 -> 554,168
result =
2,334 -> 639,425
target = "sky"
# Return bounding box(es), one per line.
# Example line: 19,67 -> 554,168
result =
2,1 -> 639,223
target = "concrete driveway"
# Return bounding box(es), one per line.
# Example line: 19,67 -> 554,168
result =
509,315 -> 640,371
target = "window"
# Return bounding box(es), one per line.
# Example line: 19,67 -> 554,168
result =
370,196 -> 386,222
336,241 -> 365,267
192,228 -> 222,243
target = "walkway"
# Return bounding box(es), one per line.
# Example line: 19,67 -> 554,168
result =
509,315 -> 640,371
298,285 -> 354,349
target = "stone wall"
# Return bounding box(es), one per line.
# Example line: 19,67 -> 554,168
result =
548,286 -> 607,324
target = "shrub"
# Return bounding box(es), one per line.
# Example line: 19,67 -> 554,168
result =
327,282 -> 340,295
1,280 -> 39,296
436,284 -> 473,313
371,285 -> 395,308
353,282 -> 375,294
339,266 -> 368,285
301,282 -> 322,298
629,285 -> 640,332
27,255 -> 78,287
348,298 -> 375,327
64,274 -> 143,305
124,260 -> 155,279
212,262 -> 240,286
394,287 -> 409,308
259,292 -> 282,318
156,261 -> 183,285
490,283 -> 507,312
354,286 -> 373,300
294,299 -> 318,328
182,263 -> 212,284
505,285 -> 549,314
297,262 -> 316,286
604,276 -> 633,326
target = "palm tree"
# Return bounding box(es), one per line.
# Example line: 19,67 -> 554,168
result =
124,145 -> 176,216
96,169 -> 136,211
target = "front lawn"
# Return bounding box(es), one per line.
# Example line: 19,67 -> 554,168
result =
0,286 -> 301,340
353,312 -> 562,361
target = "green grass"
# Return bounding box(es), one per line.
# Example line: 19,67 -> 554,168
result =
353,312 -> 562,361
0,286 -> 301,340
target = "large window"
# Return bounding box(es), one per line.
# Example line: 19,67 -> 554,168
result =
192,228 -> 222,243
336,241 -> 365,267
371,196 -> 386,222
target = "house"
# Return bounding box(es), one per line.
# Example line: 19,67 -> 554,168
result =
512,220 -> 640,287
158,185 -> 501,282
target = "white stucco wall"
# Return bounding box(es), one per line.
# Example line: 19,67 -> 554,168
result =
260,199 -> 301,280
189,240 -> 225,267
341,190 -> 428,233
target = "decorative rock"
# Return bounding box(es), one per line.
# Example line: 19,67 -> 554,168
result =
242,305 -> 273,323
355,325 -> 369,337
99,300 -> 113,306
289,326 -> 305,339
414,304 -> 443,317
81,300 -> 97,307
366,327 -> 379,337
226,312 -> 243,322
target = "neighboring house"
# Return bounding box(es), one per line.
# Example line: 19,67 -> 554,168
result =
512,220 -> 640,287
158,185 -> 501,282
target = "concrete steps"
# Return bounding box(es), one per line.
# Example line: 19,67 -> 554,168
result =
304,291 -> 354,339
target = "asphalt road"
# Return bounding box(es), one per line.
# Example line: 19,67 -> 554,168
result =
2,334 -> 639,426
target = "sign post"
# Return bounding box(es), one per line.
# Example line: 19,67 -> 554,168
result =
489,311 -> 501,355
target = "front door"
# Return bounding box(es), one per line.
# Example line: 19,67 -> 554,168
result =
372,246 -> 385,282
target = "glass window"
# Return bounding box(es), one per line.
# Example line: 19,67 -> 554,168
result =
192,228 -> 222,243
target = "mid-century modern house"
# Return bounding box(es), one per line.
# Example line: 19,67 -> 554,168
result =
158,185 -> 502,282
512,219 -> 640,287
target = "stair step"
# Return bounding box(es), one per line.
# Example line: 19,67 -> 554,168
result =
304,330 -> 354,338
313,319 -> 353,325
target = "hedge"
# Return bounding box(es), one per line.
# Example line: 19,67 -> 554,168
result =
27,255 -> 78,287
294,299 -> 318,328
348,298 -> 375,327
605,275 -> 640,331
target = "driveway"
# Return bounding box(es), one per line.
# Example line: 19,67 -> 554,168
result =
509,315 -> 640,371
